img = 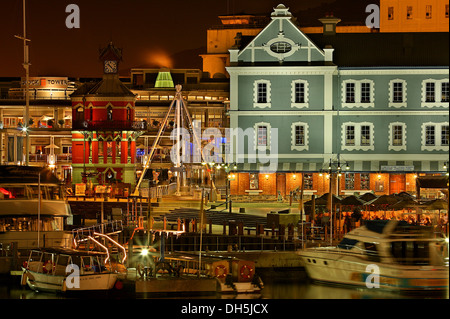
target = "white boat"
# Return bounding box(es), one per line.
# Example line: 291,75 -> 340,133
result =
0,166 -> 73,250
21,248 -> 118,292
297,220 -> 449,291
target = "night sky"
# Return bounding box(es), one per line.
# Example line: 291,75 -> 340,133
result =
0,0 -> 372,78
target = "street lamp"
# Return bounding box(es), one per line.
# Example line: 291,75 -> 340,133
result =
323,154 -> 349,245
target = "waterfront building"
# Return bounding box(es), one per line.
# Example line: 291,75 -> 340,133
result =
226,4 -> 449,200
70,42 -> 140,188
201,0 -> 449,79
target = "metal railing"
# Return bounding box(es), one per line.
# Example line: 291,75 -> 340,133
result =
72,220 -> 124,242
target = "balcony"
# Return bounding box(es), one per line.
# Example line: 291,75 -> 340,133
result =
72,120 -> 147,131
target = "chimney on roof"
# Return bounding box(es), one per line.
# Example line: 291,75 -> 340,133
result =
318,12 -> 341,36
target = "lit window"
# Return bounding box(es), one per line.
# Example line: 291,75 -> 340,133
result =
426,5 -> 432,19
425,125 -> 435,146
270,41 -> 292,54
441,82 -> 449,102
342,79 -> 374,108
345,125 -> 355,146
361,82 -> 371,103
253,80 -> 271,108
291,80 -> 309,108
442,125 -> 449,146
257,126 -> 267,147
295,125 -> 305,146
388,6 -> 394,20
345,173 -> 355,190
392,125 -> 403,146
360,173 -> 370,190
360,125 -> 371,146
422,79 -> 449,107
342,122 -> 374,151
407,6 -> 413,19
426,82 -> 435,102
421,122 -> 449,151
346,83 -> 355,103
303,173 -> 313,190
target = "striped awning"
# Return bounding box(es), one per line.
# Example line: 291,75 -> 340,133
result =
233,160 -> 447,173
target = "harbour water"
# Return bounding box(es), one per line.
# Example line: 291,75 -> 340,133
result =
0,269 -> 447,300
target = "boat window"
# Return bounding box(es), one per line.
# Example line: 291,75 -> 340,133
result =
0,186 -> 26,199
337,238 -> 359,250
364,242 -> 380,262
390,241 -> 430,265
0,217 -> 64,231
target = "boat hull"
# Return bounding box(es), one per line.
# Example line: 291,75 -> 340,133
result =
22,269 -> 118,293
298,249 -> 449,291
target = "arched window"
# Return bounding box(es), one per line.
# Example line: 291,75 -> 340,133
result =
106,138 -> 113,157
76,106 -> 84,122
107,106 -> 113,121
116,137 -> 121,158
126,107 -> 131,122
98,137 -> 104,157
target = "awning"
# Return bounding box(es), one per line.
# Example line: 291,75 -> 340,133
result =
416,176 -> 449,189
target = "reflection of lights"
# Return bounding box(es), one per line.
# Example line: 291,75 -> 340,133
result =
445,237 -> 449,244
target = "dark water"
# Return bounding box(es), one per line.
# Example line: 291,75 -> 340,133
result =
0,269 -> 447,300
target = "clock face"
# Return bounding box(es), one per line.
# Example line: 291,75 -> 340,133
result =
104,60 -> 117,74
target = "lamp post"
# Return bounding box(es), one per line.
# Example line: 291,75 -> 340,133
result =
322,154 -> 349,245
15,0 -> 31,166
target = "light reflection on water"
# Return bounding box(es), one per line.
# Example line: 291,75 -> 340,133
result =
0,270 -> 447,300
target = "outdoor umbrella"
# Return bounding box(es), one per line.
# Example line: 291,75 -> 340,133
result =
366,194 -> 400,218
358,192 -> 377,202
420,198 -> 448,210
340,195 -> 365,207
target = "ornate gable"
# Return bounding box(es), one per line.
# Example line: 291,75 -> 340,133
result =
234,4 -> 325,64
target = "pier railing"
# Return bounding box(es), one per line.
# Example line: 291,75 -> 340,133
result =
72,220 -> 124,243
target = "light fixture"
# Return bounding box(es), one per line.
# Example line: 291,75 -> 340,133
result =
377,174 -> 382,180
293,174 -> 297,180
265,174 -> 269,180
346,164 -> 350,170
319,172 -> 323,177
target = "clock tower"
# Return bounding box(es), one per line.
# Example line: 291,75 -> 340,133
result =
71,42 -> 141,189
99,41 -> 122,75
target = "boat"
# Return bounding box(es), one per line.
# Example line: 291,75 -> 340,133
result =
21,248 -> 118,292
0,166 -> 73,250
297,220 -> 449,291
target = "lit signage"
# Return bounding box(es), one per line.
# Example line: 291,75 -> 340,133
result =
21,77 -> 69,89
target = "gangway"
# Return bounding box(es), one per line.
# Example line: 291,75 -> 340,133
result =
72,220 -> 127,264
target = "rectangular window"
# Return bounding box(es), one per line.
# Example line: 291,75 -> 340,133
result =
345,125 -> 355,146
303,173 -> 313,190
388,6 -> 394,20
257,83 -> 267,103
98,141 -> 103,156
360,173 -> 370,190
442,125 -> 449,146
446,4 -> 449,18
295,125 -> 305,146
346,83 -> 355,103
425,82 -> 435,102
361,82 -> 371,103
295,82 -> 305,103
393,82 -> 403,102
426,5 -> 432,19
407,6 -> 413,19
441,82 -> 449,102
392,125 -> 403,146
361,125 -> 371,146
257,126 -> 267,146
345,173 -> 355,190
107,141 -> 113,157
425,125 -> 435,146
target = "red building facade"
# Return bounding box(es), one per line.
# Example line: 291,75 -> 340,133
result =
71,43 -> 140,187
